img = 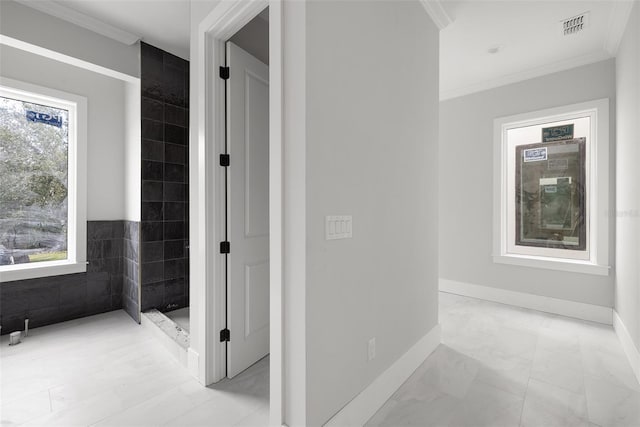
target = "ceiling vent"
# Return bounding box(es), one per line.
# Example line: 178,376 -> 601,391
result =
562,12 -> 590,36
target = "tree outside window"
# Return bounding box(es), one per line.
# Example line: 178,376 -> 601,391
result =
0,96 -> 69,266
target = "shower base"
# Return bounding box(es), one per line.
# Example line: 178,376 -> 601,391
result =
141,308 -> 190,367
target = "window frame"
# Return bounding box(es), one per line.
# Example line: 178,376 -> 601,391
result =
493,98 -> 610,276
0,77 -> 87,282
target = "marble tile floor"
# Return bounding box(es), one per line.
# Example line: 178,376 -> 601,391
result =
367,292 -> 640,427
0,310 -> 268,426
3,294 -> 638,427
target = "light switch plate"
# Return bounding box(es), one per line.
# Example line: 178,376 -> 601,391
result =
326,215 -> 353,240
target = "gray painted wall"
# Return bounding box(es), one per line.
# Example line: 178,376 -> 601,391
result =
305,1 -> 440,425
615,2 -> 640,350
439,59 -> 616,307
1,45 -> 128,221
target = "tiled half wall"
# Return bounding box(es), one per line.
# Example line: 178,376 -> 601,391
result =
0,221 -> 141,334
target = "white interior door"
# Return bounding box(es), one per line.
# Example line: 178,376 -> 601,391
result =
226,42 -> 270,378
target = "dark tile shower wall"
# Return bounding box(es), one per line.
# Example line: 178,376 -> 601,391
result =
140,42 -> 189,312
0,221 -> 130,334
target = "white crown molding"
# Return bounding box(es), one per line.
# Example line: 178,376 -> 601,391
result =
420,0 -> 453,30
604,0 -> 635,56
14,0 -> 139,46
440,49 -> 612,101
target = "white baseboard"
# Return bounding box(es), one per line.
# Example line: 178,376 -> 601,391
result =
440,279 -> 613,325
613,311 -> 640,385
325,324 -> 441,427
187,347 -> 200,381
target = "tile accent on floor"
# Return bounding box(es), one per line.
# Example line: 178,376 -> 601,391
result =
366,292 -> 640,427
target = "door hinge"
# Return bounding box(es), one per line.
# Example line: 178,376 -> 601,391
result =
220,154 -> 230,167
219,66 -> 230,80
220,328 -> 230,342
220,241 -> 230,254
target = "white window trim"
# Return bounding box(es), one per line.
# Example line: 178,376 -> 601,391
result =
0,77 -> 87,282
493,98 -> 610,276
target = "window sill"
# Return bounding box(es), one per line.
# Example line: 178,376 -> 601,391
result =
493,254 -> 610,276
0,260 -> 87,283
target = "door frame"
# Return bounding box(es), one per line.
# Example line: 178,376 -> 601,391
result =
191,1 -> 283,425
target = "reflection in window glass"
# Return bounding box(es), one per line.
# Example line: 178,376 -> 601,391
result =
0,96 -> 69,266
516,137 -> 586,250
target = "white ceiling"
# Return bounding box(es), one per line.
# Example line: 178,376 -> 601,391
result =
439,0 -> 633,100
54,0 -> 190,60
15,0 -> 634,98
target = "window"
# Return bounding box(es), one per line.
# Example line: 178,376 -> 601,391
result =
516,137 -> 586,252
493,99 -> 610,275
0,78 -> 87,282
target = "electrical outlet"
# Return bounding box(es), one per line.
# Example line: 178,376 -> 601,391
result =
368,337 -> 376,361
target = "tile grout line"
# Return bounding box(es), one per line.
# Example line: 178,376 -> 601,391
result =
577,336 -> 616,427
518,376 -> 532,427
578,335 -> 593,425
529,321 -> 591,396
518,318 -> 542,426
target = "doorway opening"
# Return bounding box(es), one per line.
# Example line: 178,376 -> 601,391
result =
222,7 -> 271,379
190,0 -> 283,423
